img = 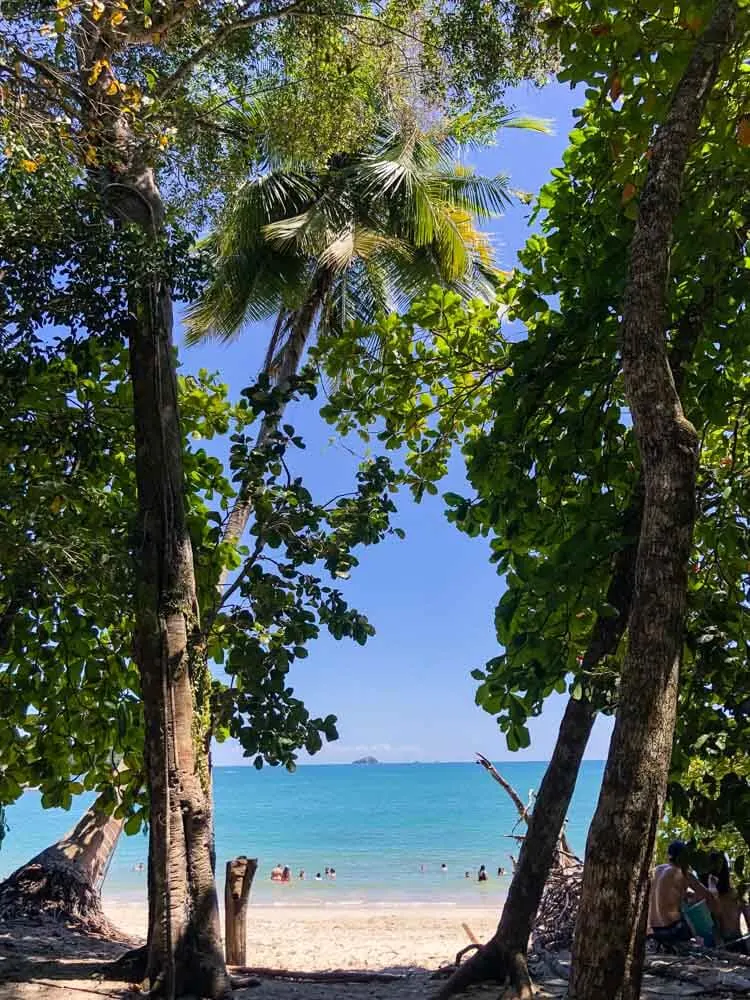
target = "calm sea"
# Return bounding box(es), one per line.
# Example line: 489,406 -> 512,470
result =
0,762 -> 603,908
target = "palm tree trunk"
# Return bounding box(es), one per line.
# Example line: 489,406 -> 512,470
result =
570,6 -> 736,998
0,792 -> 122,931
217,271 -> 333,590
114,161 -> 229,999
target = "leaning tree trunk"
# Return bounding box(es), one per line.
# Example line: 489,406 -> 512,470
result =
119,162 -> 229,999
0,792 -> 123,932
570,6 -> 737,999
435,489 -> 642,1000
217,272 -> 332,588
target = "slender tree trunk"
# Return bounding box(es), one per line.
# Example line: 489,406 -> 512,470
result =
0,792 -> 122,931
118,163 -> 229,999
436,480 -> 642,1000
217,272 -> 332,588
570,6 -> 737,999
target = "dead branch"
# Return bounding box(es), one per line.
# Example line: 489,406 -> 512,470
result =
475,753 -> 577,860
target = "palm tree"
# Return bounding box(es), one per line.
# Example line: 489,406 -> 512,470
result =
186,116 -> 517,564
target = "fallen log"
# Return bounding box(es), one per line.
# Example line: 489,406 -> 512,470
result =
229,966 -> 409,983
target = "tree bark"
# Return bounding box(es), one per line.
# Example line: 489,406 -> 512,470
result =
224,856 -> 257,966
120,164 -> 230,999
569,6 -> 737,999
0,792 -> 123,933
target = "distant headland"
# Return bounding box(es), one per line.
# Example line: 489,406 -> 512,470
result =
352,756 -> 379,765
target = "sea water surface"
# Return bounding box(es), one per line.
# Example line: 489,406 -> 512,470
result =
0,762 -> 603,908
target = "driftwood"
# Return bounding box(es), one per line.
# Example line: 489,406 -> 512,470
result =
475,753 -> 577,862
531,862 -> 584,954
229,966 -> 408,984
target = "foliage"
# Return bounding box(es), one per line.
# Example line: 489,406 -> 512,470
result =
187,114 -> 513,347
0,0 -> 555,228
316,0 -> 750,777
0,146 -> 400,820
0,332 -> 399,819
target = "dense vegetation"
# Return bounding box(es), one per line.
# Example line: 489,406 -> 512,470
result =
2,0 -> 749,998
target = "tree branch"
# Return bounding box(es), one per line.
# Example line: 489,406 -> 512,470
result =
155,0 -> 306,98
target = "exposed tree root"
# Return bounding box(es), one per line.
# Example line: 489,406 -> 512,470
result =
101,943 -> 149,981
0,853 -> 118,937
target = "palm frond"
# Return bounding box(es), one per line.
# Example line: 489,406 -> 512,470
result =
428,170 -> 512,219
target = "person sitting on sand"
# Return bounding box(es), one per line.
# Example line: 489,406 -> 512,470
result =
271,864 -> 284,882
648,841 -> 712,944
701,851 -> 747,951
478,865 -> 488,882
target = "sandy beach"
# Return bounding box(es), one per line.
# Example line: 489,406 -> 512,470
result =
103,899 -> 500,972
3,899 -> 748,1000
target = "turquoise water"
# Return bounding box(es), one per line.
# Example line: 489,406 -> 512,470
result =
0,762 -> 603,908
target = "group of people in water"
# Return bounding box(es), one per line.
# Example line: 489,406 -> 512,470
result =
648,840 -> 749,951
270,864 -> 336,882
421,862 -> 507,881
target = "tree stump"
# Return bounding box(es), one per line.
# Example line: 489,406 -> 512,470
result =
224,856 -> 257,966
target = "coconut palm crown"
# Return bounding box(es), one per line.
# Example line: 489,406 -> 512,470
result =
186,117 -> 515,371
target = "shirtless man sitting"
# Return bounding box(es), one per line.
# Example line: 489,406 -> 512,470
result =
648,840 -> 712,944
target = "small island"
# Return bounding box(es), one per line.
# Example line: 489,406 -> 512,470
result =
352,755 -> 379,765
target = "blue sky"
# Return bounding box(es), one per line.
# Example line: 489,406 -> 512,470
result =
181,79 -> 615,765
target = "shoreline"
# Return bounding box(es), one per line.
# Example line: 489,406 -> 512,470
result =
102,899 -> 503,972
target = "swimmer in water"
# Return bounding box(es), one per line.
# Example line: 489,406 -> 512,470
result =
315,872 -> 322,881
441,863 -> 447,872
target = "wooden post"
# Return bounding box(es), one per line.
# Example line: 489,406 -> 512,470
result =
224,855 -> 257,966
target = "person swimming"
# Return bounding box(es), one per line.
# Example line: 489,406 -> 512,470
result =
315,872 -> 322,881
299,870 -> 305,880
464,871 -> 470,879
271,864 -> 284,882
329,868 -> 336,879
281,866 -> 291,882
478,865 -> 488,882
440,863 -> 447,872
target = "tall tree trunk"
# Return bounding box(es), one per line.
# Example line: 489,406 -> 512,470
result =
217,272 -> 332,587
570,6 -> 737,999
0,792 -> 123,932
118,164 -> 229,999
435,488 -> 641,1000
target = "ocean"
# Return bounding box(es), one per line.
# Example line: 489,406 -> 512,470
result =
0,761 -> 603,908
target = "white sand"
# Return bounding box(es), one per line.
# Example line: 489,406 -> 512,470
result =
103,898 -> 500,972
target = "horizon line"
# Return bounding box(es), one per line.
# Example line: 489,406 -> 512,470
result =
214,758 -> 608,767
